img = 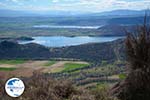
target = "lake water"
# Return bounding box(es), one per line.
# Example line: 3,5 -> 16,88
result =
19,36 -> 123,47
33,25 -> 100,29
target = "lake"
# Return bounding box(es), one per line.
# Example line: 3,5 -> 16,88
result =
19,36 -> 123,47
33,25 -> 101,29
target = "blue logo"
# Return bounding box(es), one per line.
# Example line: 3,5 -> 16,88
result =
5,78 -> 25,97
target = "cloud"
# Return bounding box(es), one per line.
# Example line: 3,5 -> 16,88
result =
0,2 -> 7,7
6,0 -> 19,3
69,0 -> 150,12
12,0 -> 18,2
1,0 -> 150,12
52,0 -> 59,3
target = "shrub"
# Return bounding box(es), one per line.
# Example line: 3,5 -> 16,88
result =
0,72 -> 112,100
111,15 -> 150,100
0,72 -> 119,100
92,84 -> 115,100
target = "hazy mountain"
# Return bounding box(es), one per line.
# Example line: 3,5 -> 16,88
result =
0,9 -> 148,17
108,16 -> 150,25
0,9 -> 87,17
0,9 -> 37,17
99,9 -> 146,16
84,9 -> 149,18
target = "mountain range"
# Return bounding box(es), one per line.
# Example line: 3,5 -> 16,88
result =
90,9 -> 149,17
0,9 -> 149,17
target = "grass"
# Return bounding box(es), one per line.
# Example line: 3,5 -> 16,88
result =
119,73 -> 126,80
96,83 -> 109,89
0,67 -> 16,71
44,61 -> 56,67
62,63 -> 89,72
0,60 -> 27,65
51,67 -> 64,73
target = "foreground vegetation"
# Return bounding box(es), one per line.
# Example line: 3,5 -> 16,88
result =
111,16 -> 150,100
0,73 -> 118,100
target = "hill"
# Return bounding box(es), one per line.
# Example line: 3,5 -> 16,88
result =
108,16 -> 150,25
95,24 -> 136,36
49,39 -> 125,64
0,39 -> 125,64
0,41 -> 51,59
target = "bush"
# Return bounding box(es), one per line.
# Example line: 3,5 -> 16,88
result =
0,73 -> 91,100
0,72 -> 117,100
111,15 -> 150,100
92,84 -> 117,100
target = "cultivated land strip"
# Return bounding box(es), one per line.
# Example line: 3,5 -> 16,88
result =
0,60 -> 89,78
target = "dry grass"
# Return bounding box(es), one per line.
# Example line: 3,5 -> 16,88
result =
0,72 -> 117,100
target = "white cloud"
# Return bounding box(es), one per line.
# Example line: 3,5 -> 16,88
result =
67,0 -> 150,12
12,0 -> 18,2
2,0 -> 150,12
52,0 -> 59,3
6,0 -> 19,3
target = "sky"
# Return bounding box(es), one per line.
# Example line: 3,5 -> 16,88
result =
0,0 -> 150,12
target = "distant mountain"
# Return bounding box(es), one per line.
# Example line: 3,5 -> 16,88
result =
0,9 -> 149,17
0,9 -> 87,17
100,9 -> 146,16
0,9 -> 36,17
108,16 -> 150,25
85,9 -> 149,18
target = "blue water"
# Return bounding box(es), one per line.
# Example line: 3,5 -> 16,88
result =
19,36 -> 123,47
33,25 -> 100,29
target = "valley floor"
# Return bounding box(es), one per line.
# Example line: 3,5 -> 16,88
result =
0,60 -> 125,89
0,60 -> 89,78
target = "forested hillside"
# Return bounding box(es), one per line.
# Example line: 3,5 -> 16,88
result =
50,39 -> 125,64
0,39 -> 125,64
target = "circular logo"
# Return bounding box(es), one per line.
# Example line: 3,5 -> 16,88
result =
5,78 -> 25,97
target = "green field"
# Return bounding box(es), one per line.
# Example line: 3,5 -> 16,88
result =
0,67 -> 16,71
0,60 -> 27,65
62,63 -> 89,72
44,61 -> 56,67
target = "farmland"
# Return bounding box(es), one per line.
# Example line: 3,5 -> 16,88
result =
0,59 -> 125,89
0,60 -> 89,78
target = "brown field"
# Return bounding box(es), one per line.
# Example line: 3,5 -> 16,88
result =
0,60 -> 89,79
